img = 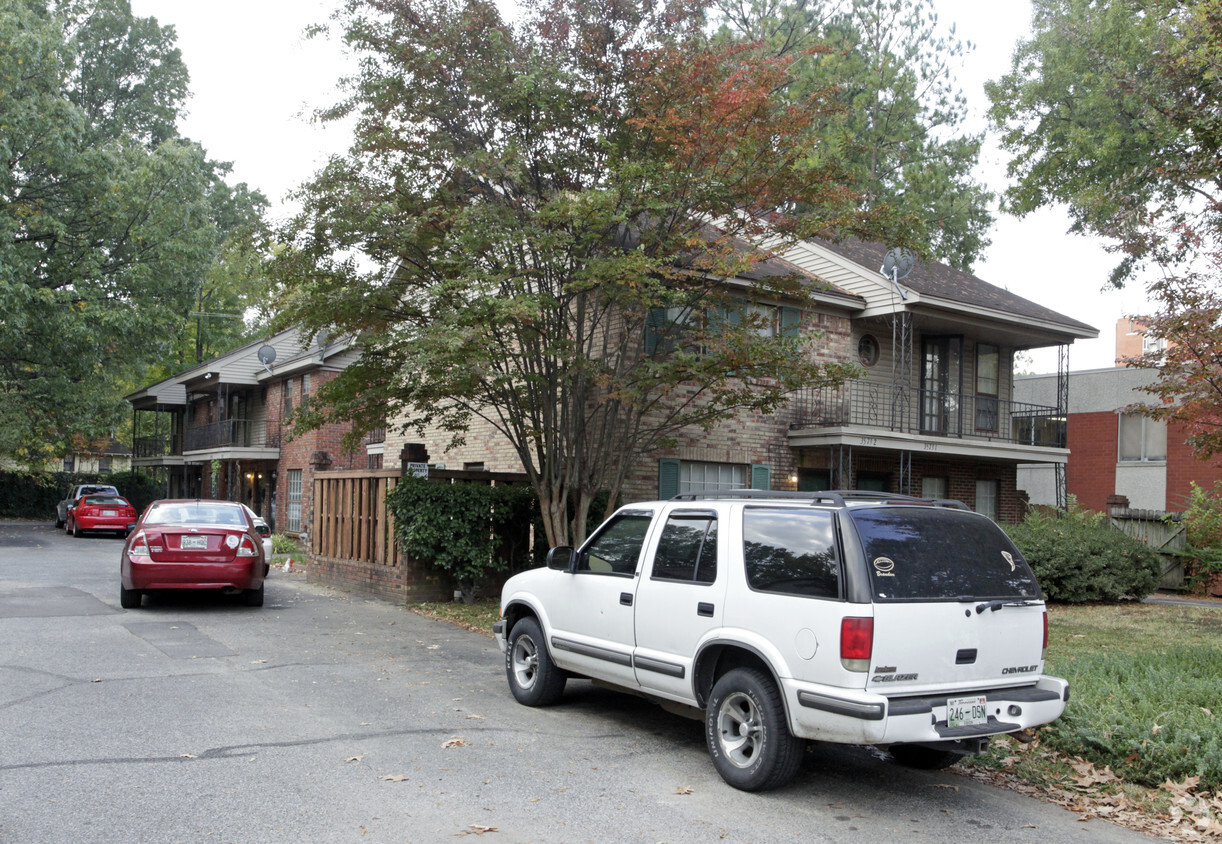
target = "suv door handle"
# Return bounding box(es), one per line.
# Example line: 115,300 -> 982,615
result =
697,602 -> 714,617
620,592 -> 633,606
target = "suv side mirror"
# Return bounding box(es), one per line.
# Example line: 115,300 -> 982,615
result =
546,546 -> 574,571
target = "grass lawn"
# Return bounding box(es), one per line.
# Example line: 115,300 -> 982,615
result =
412,598 -> 1222,838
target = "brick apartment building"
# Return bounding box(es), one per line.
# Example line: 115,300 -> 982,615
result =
127,329 -> 380,536
385,237 -> 1097,523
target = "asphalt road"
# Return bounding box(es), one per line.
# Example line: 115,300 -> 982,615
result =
0,521 -> 1156,843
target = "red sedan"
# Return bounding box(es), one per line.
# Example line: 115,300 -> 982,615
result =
121,499 -> 268,609
67,494 -> 138,537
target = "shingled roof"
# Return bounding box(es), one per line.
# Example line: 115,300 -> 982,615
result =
813,237 -> 1097,336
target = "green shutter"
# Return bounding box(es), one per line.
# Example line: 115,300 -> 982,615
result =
659,459 -> 681,499
780,306 -> 801,338
750,463 -> 771,490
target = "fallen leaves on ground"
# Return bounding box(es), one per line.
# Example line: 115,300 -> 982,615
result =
379,774 -> 408,782
442,738 -> 468,748
674,786 -> 693,795
455,824 -> 497,836
961,737 -> 1222,841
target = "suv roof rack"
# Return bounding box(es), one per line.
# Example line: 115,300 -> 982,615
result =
669,488 -> 971,510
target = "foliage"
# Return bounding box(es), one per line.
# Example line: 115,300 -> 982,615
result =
278,0 -> 908,547
411,598 -> 501,635
1125,242 -> 1222,461
386,476 -> 540,602
715,0 -> 993,270
0,468 -> 156,518
271,533 -> 306,557
0,0 -> 271,461
1004,500 -> 1162,602
1175,480 -> 1222,590
987,0 -> 1222,283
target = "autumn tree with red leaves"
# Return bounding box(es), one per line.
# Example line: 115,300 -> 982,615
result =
276,0 -> 906,545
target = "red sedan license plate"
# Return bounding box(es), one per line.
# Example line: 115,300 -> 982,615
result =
102,509 -> 117,516
181,535 -> 208,549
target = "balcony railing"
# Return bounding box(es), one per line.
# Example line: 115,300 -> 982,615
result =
790,379 -> 1066,448
184,419 -> 282,452
133,433 -> 182,458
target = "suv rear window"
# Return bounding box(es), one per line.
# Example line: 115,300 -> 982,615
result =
850,507 -> 1040,602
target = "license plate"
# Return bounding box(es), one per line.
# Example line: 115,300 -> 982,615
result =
181,536 -> 208,549
946,695 -> 988,728
102,509 -> 117,516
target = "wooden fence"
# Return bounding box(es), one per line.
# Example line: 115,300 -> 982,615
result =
1109,507 -> 1186,590
308,466 -> 531,603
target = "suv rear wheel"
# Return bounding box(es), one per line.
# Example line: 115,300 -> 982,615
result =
705,667 -> 804,791
506,617 -> 566,706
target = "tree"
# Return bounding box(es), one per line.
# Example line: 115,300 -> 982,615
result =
1128,235 -> 1222,460
715,0 -> 994,270
0,0 -> 269,460
986,0 -> 1222,283
988,0 -> 1222,459
278,0 -> 906,547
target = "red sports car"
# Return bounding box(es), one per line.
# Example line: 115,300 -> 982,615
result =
67,494 -> 137,537
121,499 -> 268,609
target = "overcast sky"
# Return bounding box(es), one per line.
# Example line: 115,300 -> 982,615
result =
128,0 -> 1152,374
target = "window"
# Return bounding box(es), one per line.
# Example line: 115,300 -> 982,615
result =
975,343 -> 1000,432
1118,413 -> 1167,461
975,479 -> 999,521
742,508 -> 840,598
63,455 -> 75,473
577,513 -> 652,575
850,507 -> 1038,602
858,334 -> 880,367
921,477 -> 947,499
99,456 -> 112,474
645,303 -> 799,355
283,378 -> 293,416
651,512 -> 718,583
302,373 -> 311,396
681,461 -> 746,493
286,469 -> 303,532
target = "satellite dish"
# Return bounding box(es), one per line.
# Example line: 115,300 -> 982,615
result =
257,345 -> 276,372
881,247 -> 915,281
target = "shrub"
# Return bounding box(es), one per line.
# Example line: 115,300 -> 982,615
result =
386,475 -> 540,602
1005,500 -> 1162,603
1179,481 -> 1222,592
271,534 -> 306,557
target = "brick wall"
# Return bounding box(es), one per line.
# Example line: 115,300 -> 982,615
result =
271,370 -> 366,537
1065,410 -> 1118,512
1165,420 -> 1222,509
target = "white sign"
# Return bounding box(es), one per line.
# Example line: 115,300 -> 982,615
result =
407,462 -> 429,478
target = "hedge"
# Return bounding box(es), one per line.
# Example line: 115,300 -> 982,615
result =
0,470 -> 163,520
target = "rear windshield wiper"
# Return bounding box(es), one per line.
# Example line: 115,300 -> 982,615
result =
975,599 -> 1041,614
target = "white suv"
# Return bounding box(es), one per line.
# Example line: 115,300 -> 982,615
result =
494,490 -> 1068,791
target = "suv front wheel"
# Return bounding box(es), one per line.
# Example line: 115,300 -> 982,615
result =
506,617 -> 567,707
705,667 -> 804,791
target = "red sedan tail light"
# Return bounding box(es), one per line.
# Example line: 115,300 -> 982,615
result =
129,531 -> 150,556
235,535 -> 259,557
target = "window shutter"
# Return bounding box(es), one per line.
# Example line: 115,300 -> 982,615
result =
750,464 -> 771,490
658,458 -> 680,499
780,307 -> 801,338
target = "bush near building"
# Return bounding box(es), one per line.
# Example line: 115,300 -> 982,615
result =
1004,501 -> 1162,603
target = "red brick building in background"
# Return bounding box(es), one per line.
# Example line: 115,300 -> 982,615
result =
1015,320 -> 1222,512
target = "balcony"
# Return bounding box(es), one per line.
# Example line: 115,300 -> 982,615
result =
790,379 -> 1066,448
184,419 -> 282,453
133,433 -> 182,458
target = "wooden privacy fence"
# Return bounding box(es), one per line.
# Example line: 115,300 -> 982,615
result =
1109,506 -> 1186,591
309,466 -> 532,603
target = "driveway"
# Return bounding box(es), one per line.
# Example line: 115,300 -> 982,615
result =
0,522 -> 1157,842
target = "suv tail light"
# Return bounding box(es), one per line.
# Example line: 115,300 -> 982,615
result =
236,535 -> 258,557
1042,610 -> 1049,657
840,617 -> 873,672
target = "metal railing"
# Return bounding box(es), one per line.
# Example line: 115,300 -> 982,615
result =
790,379 -> 1066,448
184,419 -> 282,452
133,433 -> 182,458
